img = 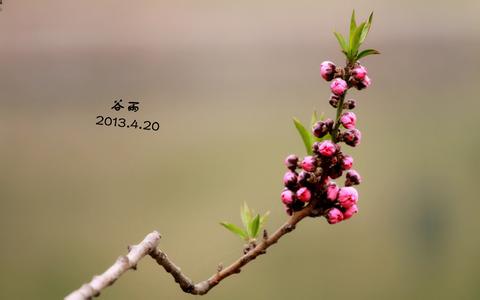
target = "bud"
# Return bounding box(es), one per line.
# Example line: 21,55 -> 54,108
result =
356,75 -> 372,90
337,187 -> 359,208
345,170 -> 361,186
284,154 -> 299,171
343,128 -> 362,147
298,171 -> 313,186
341,155 -> 354,170
326,208 -> 344,224
343,204 -> 358,220
329,94 -> 339,108
318,140 -> 337,157
352,65 -> 367,81
340,112 -> 357,129
343,99 -> 356,110
283,171 -> 298,188
312,122 -> 328,138
328,165 -> 343,179
296,187 -> 312,202
324,119 -> 334,131
330,78 -> 348,96
281,189 -> 296,205
301,156 -> 317,172
326,182 -> 339,201
320,61 -> 336,81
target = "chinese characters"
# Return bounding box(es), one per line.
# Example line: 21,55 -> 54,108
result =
111,99 -> 140,112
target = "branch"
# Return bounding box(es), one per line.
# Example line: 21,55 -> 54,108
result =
65,231 -> 161,300
65,203 -> 316,299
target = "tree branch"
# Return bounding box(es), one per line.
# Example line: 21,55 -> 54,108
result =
65,231 -> 161,300
65,203 -> 316,299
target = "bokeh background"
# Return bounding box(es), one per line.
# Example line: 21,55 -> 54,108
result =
1,1 -> 479,299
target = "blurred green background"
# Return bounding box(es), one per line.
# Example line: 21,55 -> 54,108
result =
1,1 -> 479,299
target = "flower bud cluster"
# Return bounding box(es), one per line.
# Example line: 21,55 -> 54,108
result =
319,61 -> 372,93
280,59 -> 372,224
281,141 -> 361,223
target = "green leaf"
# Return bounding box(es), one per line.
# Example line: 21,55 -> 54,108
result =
349,22 -> 366,58
249,215 -> 261,238
293,117 -> 313,155
350,10 -> 357,37
240,202 -> 253,229
220,222 -> 248,240
310,111 -> 319,127
360,12 -> 374,44
356,48 -> 380,60
319,112 -> 325,121
333,32 -> 349,54
260,211 -> 270,228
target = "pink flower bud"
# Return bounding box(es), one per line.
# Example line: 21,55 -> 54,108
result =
318,140 -> 336,157
343,204 -> 358,220
345,170 -> 361,186
283,171 -> 298,187
284,154 -> 298,171
341,155 -> 354,170
363,76 -> 372,87
337,187 -> 359,208
301,156 -> 317,172
352,65 -> 367,81
326,207 -> 344,224
281,189 -> 295,205
296,187 -> 312,203
340,112 -> 357,129
326,182 -> 339,201
320,61 -> 336,81
343,128 -> 362,147
356,75 -> 372,90
330,78 -> 348,96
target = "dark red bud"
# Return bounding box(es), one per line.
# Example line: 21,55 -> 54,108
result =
344,99 -> 356,109
324,118 -> 334,130
329,94 -> 340,108
312,121 -> 329,138
284,154 -> 299,171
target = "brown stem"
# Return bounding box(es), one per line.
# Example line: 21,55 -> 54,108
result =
331,64 -> 355,143
65,231 -> 162,300
65,203 -> 316,299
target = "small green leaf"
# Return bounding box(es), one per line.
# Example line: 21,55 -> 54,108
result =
241,202 -> 252,229
293,117 -> 313,155
220,222 -> 248,240
356,48 -> 380,60
319,112 -> 325,121
349,22 -> 366,58
260,211 -> 270,228
333,32 -> 349,54
360,12 -> 374,44
360,11 -> 373,43
350,10 -> 357,37
310,111 -> 319,127
249,215 -> 261,238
